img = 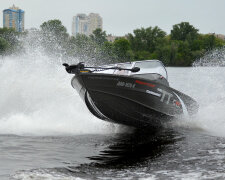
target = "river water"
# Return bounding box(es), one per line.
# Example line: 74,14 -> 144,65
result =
0,56 -> 224,179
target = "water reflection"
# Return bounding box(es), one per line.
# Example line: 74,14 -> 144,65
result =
88,128 -> 182,168
54,128 -> 184,179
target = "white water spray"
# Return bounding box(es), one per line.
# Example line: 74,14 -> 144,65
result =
169,48 -> 225,137
0,54 -> 117,135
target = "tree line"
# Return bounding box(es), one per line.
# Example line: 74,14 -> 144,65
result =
0,20 -> 224,66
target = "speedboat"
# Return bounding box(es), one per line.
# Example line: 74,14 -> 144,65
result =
63,60 -> 198,128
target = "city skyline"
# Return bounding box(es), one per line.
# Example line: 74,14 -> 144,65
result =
0,0 -> 225,36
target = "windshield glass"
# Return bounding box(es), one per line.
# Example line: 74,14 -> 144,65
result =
133,60 -> 168,79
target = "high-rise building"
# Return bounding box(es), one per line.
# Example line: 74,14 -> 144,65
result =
72,14 -> 88,36
3,5 -> 25,32
87,13 -> 102,36
72,13 -> 102,37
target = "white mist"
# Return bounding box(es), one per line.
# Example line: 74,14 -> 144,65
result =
0,56 -> 114,136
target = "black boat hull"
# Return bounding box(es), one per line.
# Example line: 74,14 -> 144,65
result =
72,73 -> 198,128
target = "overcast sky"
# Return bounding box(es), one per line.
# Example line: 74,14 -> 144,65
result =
0,0 -> 225,36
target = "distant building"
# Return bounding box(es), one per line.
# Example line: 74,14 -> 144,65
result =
72,14 -> 88,36
3,5 -> 25,32
106,35 -> 125,42
208,33 -> 225,41
87,13 -> 102,35
72,13 -> 102,37
106,34 -> 123,42
215,34 -> 225,40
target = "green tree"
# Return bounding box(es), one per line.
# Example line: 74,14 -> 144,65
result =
69,34 -> 96,62
171,22 -> 199,41
0,37 -> 9,54
128,26 -> 166,55
154,40 -> 175,65
176,41 -> 192,66
101,41 -> 118,63
202,34 -> 216,50
134,51 -> 152,60
40,19 -> 69,56
113,38 -> 133,61
90,28 -> 107,46
0,27 -> 19,44
0,27 -> 21,54
40,20 -> 68,39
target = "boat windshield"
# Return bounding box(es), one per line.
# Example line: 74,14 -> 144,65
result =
94,60 -> 168,80
133,60 -> 168,79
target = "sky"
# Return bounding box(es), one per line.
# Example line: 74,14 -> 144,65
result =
0,0 -> 225,36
